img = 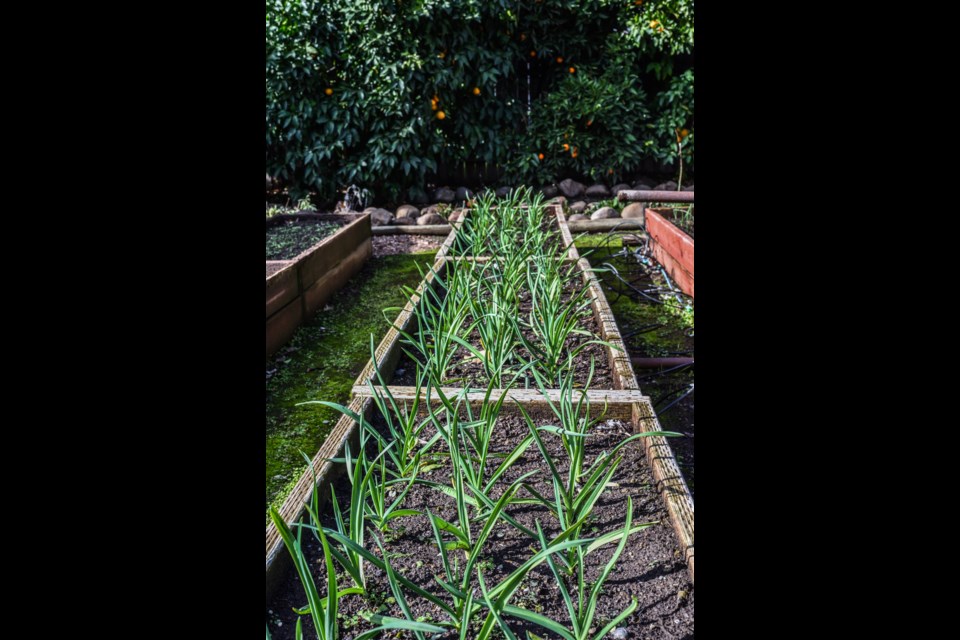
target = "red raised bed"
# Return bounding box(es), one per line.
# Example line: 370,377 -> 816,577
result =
646,208 -> 694,298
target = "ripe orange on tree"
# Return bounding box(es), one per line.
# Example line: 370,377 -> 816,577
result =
680,128 -> 690,138
571,147 -> 578,158
324,87 -> 333,95
473,87 -> 480,95
569,66 -> 575,73
530,50 -> 537,58
562,143 -> 570,151
538,153 -> 544,160
556,56 -> 563,64
436,110 -> 446,120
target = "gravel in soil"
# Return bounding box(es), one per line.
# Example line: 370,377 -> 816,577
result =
266,406 -> 694,639
267,219 -> 343,260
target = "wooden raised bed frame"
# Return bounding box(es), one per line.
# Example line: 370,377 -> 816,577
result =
645,207 -> 694,298
266,213 -> 372,357
265,205 -> 694,599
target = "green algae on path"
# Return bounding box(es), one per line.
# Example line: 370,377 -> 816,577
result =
265,251 -> 438,516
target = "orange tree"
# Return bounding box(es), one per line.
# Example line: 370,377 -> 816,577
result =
266,0 -> 694,202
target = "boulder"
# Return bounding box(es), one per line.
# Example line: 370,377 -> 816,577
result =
611,183 -> 631,196
585,184 -> 611,198
396,204 -> 420,218
418,213 -> 447,225
569,201 -> 587,214
654,181 -> 678,191
590,206 -> 619,220
455,186 -> 475,202
539,184 -> 559,198
621,203 -> 645,221
567,213 -> 588,221
394,216 -> 417,226
495,186 -> 513,198
559,178 -> 585,198
682,184 -> 695,192
420,204 -> 440,216
434,186 -> 456,203
365,207 -> 394,226
633,180 -> 654,190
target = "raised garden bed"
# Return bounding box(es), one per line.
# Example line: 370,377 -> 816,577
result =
266,213 -> 372,357
645,208 -> 694,298
265,193 -> 694,638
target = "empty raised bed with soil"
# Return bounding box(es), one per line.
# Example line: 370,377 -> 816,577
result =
266,213 -> 372,357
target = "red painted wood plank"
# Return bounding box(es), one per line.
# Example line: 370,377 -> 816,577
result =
646,209 -> 694,298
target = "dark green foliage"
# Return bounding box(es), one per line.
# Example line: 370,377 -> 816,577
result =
266,0 -> 694,200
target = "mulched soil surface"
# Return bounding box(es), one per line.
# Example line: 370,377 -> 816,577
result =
267,219 -> 344,260
266,406 -> 694,639
373,234 -> 446,258
391,267 -> 614,389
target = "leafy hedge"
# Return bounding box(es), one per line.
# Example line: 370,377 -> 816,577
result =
266,0 -> 694,202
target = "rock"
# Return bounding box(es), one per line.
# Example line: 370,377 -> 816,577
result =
569,201 -> 587,214
633,180 -> 654,190
611,183 -> 631,196
365,207 -> 394,226
654,181 -> 678,191
682,184 -> 695,192
610,628 -> 629,640
540,184 -> 559,198
590,206 -> 619,220
394,216 -> 417,226
567,213 -> 588,222
417,213 -> 446,225
495,186 -> 512,198
559,178 -> 585,198
396,204 -> 420,218
455,186 -> 475,202
585,184 -> 611,198
621,203 -> 645,221
420,204 -> 440,216
434,186 -> 456,203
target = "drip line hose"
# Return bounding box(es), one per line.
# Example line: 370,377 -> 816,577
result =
635,361 -> 694,381
655,383 -> 695,415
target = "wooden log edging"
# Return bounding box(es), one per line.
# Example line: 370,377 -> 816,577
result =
353,386 -> 646,421
566,219 -> 646,233
371,224 -> 452,235
266,213 -> 372,357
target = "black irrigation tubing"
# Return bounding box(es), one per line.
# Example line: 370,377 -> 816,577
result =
622,323 -> 665,339
653,383 -> 692,408
636,361 -> 694,381
657,384 -> 695,416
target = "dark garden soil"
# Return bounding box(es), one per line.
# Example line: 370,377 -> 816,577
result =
373,234 -> 445,258
267,262 -> 291,278
267,218 -> 344,260
266,406 -> 694,639
390,268 -> 615,389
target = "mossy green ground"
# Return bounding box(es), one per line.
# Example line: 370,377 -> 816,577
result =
266,251 -> 437,515
576,232 -> 694,492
